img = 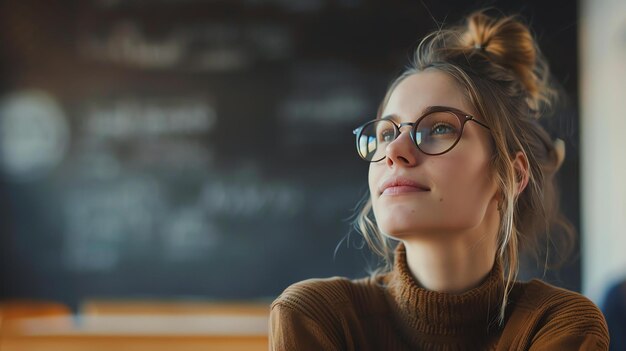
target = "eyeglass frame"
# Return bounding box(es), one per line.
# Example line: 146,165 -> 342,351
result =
352,105 -> 491,162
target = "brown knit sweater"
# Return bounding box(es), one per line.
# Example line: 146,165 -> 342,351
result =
270,244 -> 609,350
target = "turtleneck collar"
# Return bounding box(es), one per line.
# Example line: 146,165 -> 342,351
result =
382,242 -> 505,346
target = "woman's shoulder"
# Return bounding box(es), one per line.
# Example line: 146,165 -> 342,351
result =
271,275 -> 387,318
269,276 -> 388,350
271,277 -> 352,312
510,279 -> 609,348
515,279 -> 604,315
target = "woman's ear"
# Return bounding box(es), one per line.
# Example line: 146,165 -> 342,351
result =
512,151 -> 529,195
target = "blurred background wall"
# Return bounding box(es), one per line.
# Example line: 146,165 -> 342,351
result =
580,0 -> 626,304
0,0 -> 586,310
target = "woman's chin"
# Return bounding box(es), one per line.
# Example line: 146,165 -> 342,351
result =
378,224 -> 424,238
378,220 -> 459,239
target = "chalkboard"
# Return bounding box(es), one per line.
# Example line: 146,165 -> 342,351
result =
0,0 -> 581,310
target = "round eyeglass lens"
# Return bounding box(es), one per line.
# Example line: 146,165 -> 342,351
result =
415,111 -> 462,155
356,119 -> 396,161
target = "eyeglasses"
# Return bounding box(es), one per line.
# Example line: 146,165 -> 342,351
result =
352,106 -> 490,162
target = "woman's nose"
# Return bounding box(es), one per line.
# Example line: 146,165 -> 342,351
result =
384,129 -> 422,167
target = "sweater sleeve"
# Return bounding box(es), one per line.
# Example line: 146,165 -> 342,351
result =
528,291 -> 610,351
269,278 -> 349,351
269,302 -> 343,350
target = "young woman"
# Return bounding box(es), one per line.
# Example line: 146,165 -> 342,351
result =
270,10 -> 609,350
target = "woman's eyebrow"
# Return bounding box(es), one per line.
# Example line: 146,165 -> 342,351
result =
380,114 -> 397,122
380,105 -> 460,122
423,105 -> 460,114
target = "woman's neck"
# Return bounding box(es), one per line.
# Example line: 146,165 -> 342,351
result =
402,231 -> 497,294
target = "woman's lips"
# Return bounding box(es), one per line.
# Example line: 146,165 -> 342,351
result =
382,185 -> 429,196
379,176 -> 430,195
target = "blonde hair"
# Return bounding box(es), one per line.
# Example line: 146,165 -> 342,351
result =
352,10 -> 574,324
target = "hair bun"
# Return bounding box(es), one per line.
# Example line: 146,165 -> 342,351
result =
460,11 -> 554,111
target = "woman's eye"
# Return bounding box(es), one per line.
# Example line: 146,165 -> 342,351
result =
431,123 -> 455,135
379,130 -> 395,142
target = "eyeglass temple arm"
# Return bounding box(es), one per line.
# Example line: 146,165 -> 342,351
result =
469,116 -> 491,130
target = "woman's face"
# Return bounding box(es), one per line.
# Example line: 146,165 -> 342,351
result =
369,70 -> 499,240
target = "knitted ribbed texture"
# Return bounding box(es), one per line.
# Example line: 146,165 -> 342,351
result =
270,244 -> 610,351
383,243 -> 504,349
